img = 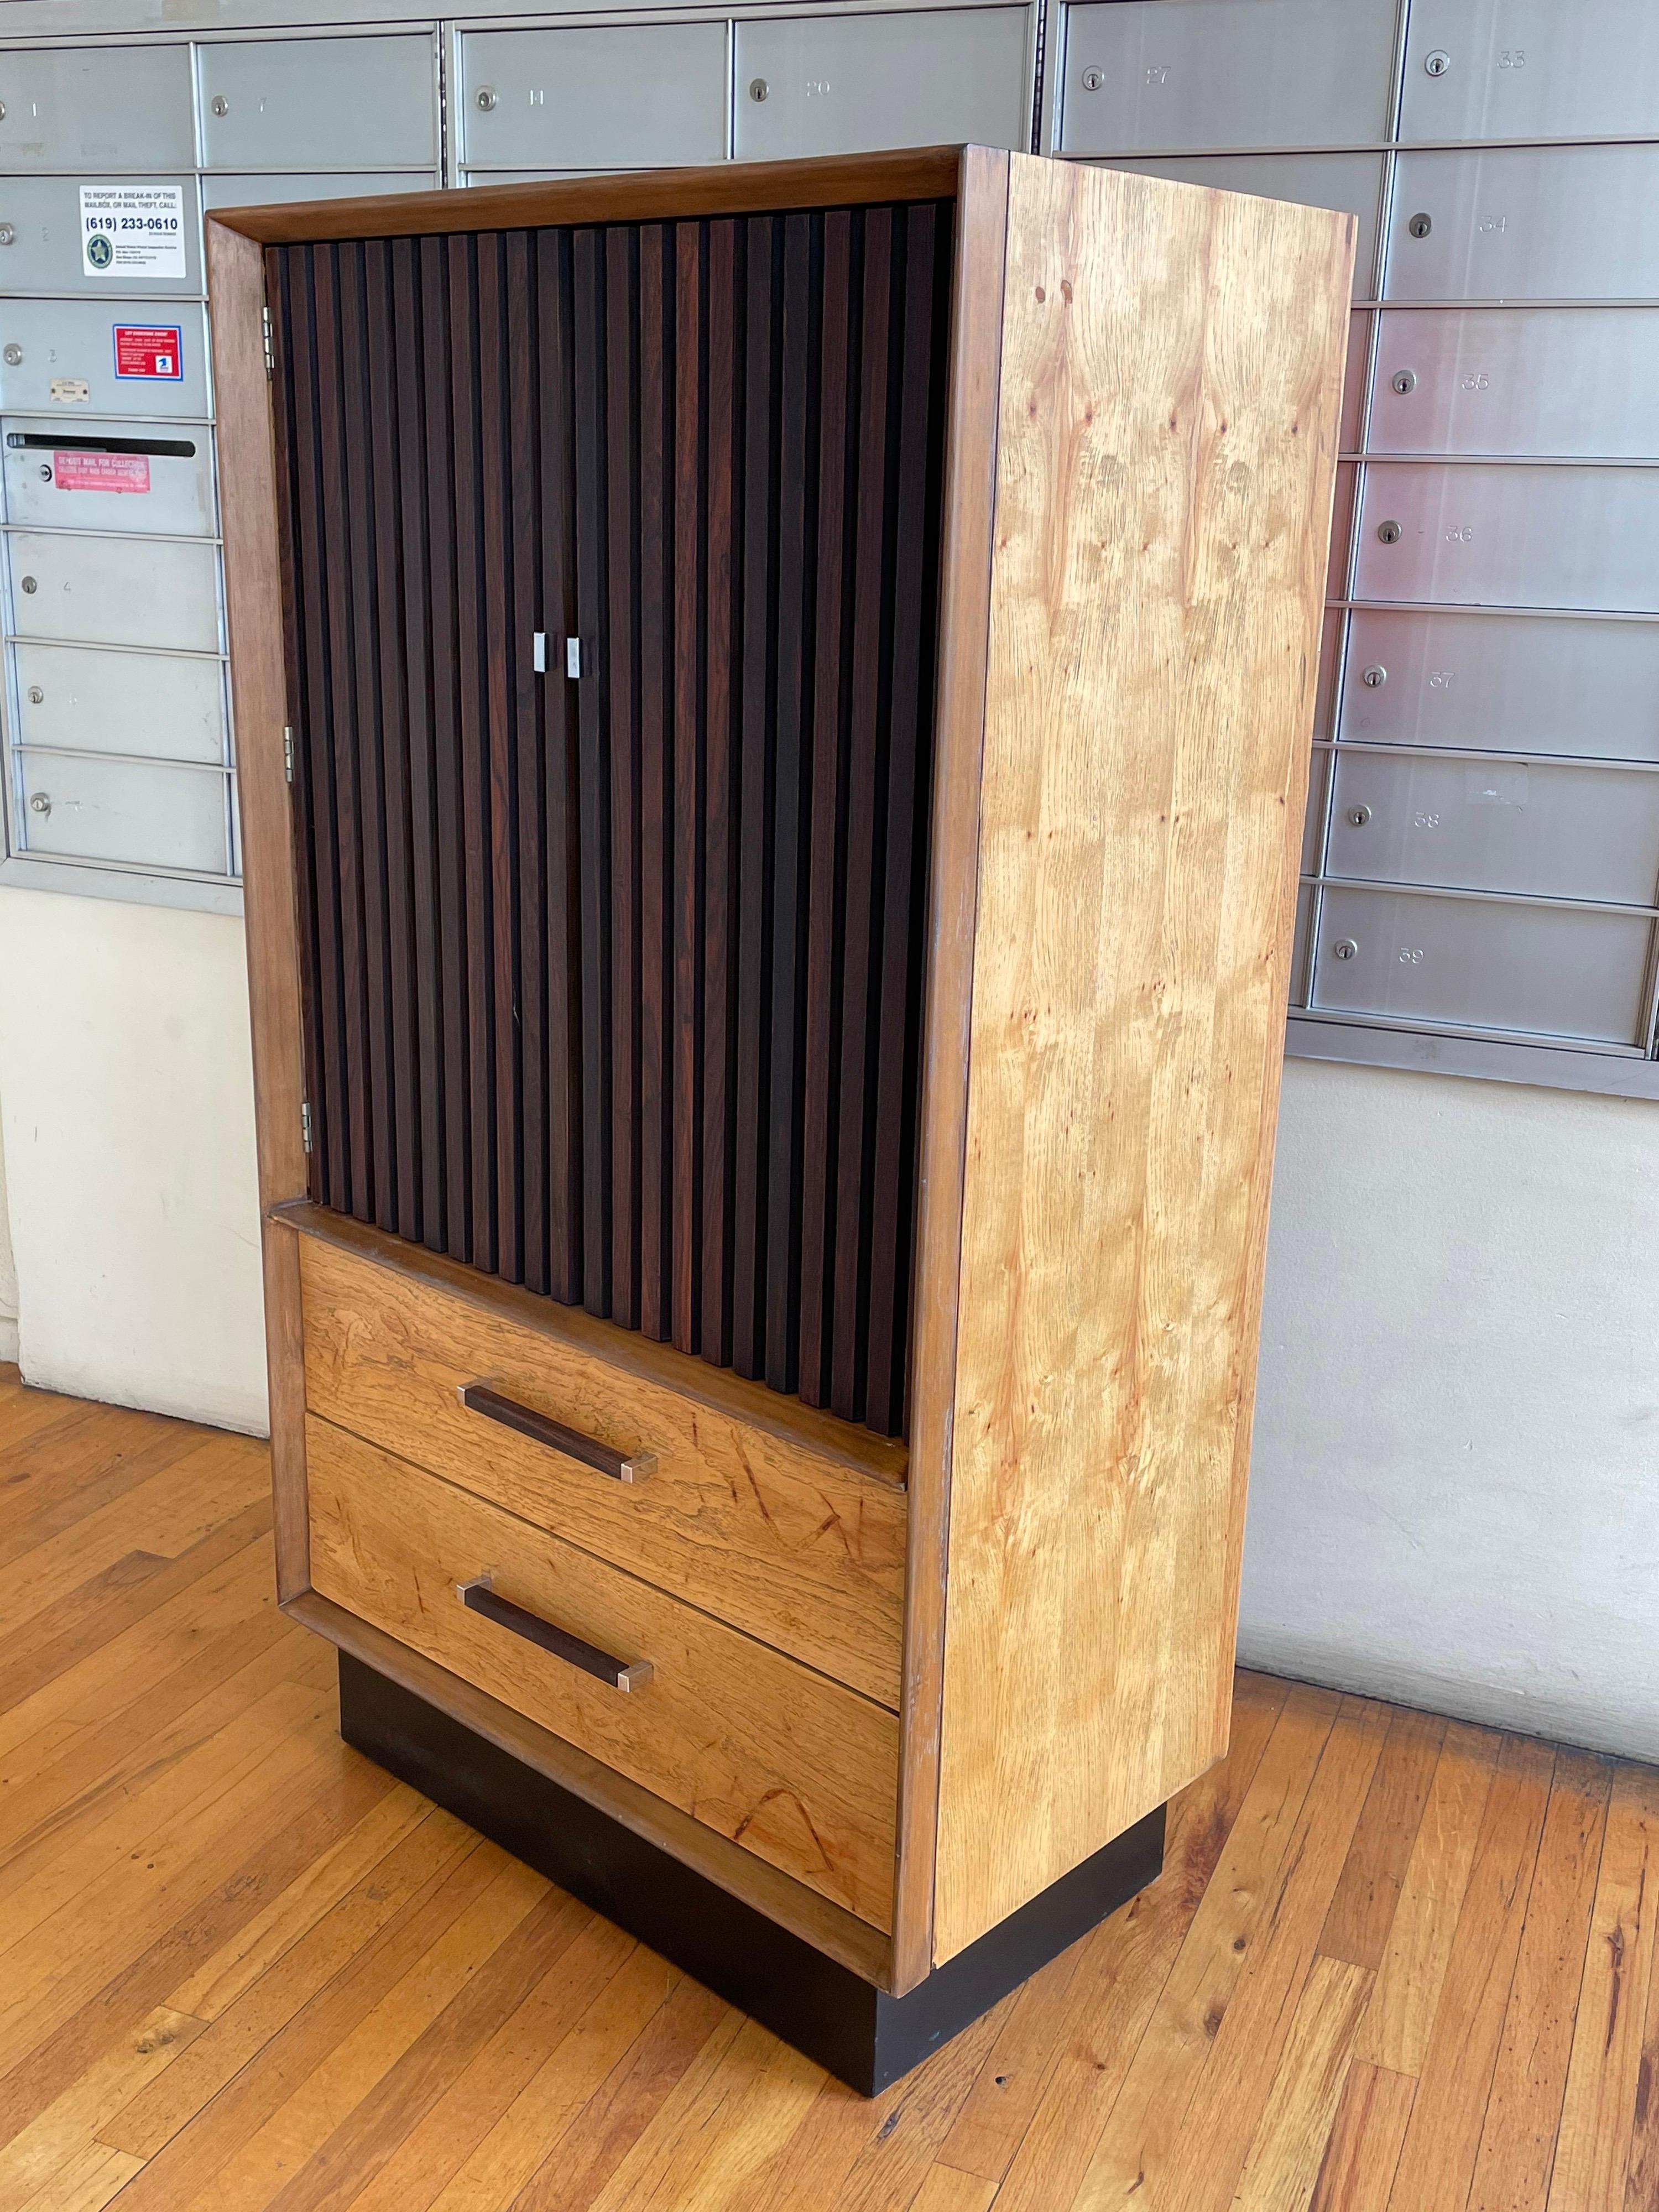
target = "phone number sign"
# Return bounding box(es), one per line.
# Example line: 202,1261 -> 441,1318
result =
80,184 -> 186,279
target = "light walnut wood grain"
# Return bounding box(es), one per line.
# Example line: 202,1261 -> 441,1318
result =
206,219 -> 311,1605
299,1234 -> 906,1709
305,1415 -> 898,1929
893,140 -> 1011,1999
931,156 -> 1354,1962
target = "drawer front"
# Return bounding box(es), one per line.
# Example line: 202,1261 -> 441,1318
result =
298,1234 -> 906,1708
306,1415 -> 898,1928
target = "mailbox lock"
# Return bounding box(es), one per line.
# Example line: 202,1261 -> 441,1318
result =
0,226 -> 14,248
1391,368 -> 1417,394
1424,50 -> 1452,76
475,86 -> 498,111
37,463 -> 49,481
26,685 -> 42,703
1375,520 -> 1402,545
27,791 -> 48,817
0,104 -> 8,122
749,77 -> 769,101
1346,804 -> 1372,828
19,574 -> 36,593
1407,212 -> 1433,239
210,93 -> 228,116
1332,938 -> 1358,961
3,344 -> 20,366
1081,66 -> 1105,91
1360,664 -> 1387,688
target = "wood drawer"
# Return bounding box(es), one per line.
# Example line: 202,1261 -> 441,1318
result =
298,1232 -> 907,1706
305,1414 -> 898,1928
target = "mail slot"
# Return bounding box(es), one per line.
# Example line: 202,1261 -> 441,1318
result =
1340,609 -> 1659,763
1100,154 -> 1384,302
458,25 -> 728,172
1368,309 -> 1659,460
7,531 -> 220,654
198,35 -> 438,172
1386,147 -> 1659,302
0,44 -> 194,171
1326,752 -> 1659,905
1354,463 -> 1659,614
0,299 -> 208,420
0,175 -> 201,299
10,642 -> 226,764
734,9 -> 1030,160
16,750 -> 228,875
3,422 -> 212,535
1313,887 -> 1655,1046
1058,0 -> 1396,154
1401,0 -> 1659,145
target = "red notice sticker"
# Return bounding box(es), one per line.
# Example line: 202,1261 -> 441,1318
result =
113,324 -> 182,380
54,450 -> 151,494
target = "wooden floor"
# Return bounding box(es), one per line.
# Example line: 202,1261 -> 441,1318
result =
0,1370 -> 1653,2212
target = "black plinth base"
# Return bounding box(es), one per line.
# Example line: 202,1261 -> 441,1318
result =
337,1651 -> 1166,2095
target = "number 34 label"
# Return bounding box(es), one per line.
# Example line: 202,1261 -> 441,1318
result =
80,184 -> 186,279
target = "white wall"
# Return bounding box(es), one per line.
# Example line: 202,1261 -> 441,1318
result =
1244,1056 -> 1659,1761
0,888 -> 267,1433
0,1094 -> 17,1365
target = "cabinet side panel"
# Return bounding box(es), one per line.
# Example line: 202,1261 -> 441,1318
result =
208,220 -> 311,1600
933,158 -> 1353,1963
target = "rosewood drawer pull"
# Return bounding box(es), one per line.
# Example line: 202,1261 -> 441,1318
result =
456,1574 -> 653,1692
458,1383 -> 656,1483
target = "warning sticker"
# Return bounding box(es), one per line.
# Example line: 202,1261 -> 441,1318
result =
54,450 -> 150,494
80,185 -> 186,279
113,325 -> 182,380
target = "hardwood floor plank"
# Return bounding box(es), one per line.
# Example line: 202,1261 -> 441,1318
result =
1308,2062 -> 1417,2212
510,1978 -> 732,2212
1545,1762 -> 1659,2212
0,2006 -> 201,2212
425,1943 -> 681,2212
1385,1733 -> 1557,2212
337,1913 -> 638,2212
102,1809 -> 479,2159
1037,1685 -> 1344,2212
1230,1954 -> 1374,2212
585,2013 -> 825,2211
1468,1747 -> 1611,2212
1151,1698 -> 1392,2211
15,2140 -> 143,2212
1319,1704 -> 1447,1971
906,2167 -> 998,2212
1354,1720 -> 1503,2076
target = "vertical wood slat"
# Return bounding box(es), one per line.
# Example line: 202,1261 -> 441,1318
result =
273,199 -> 950,1438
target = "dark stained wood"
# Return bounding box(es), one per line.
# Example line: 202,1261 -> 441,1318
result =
208,147 -> 967,243
605,223 -> 641,1335
732,215 -> 776,1384
700,218 -> 739,1374
572,225 -> 613,1319
637,222 -> 672,1346
268,199 -> 950,1437
420,232 -> 471,1262
671,219 -> 704,1361
797,207 -> 853,1410
830,206 -> 894,1424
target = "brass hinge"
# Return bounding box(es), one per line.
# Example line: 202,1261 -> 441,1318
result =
283,726 -> 294,785
262,304 -> 275,378
300,1100 -> 313,1155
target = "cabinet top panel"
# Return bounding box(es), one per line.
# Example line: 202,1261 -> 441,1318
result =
206,143 -> 971,243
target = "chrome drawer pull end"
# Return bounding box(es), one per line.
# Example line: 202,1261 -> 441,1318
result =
457,1381 -> 656,1483
456,1573 -> 653,1692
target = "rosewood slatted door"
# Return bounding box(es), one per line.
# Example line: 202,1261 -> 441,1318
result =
269,200 -> 952,1437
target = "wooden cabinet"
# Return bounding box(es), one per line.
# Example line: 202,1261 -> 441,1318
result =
210,146 -> 1352,2091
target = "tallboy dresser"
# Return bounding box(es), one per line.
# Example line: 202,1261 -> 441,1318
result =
208,145 -> 1352,2092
